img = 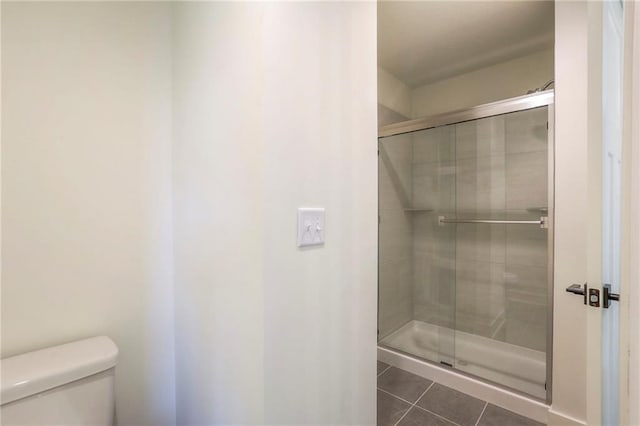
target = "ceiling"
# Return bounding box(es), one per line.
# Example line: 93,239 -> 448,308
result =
378,1 -> 554,88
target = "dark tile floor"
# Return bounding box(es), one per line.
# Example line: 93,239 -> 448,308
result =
377,362 -> 545,426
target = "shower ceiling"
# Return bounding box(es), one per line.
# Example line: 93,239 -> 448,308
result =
378,1 -> 554,88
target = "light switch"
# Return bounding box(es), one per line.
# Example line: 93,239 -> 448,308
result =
297,208 -> 325,247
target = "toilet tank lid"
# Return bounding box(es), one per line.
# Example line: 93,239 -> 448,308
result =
1,336 -> 118,405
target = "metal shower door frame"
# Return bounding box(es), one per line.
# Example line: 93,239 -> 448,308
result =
378,90 -> 556,404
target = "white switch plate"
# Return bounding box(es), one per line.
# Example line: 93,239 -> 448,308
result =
297,208 -> 325,247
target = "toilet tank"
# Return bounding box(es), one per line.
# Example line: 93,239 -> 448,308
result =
0,336 -> 118,426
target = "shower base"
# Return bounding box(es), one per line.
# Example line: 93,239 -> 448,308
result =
378,320 -> 548,423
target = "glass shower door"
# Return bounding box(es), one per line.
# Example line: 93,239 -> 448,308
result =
377,94 -> 553,402
378,123 -> 456,367
447,106 -> 550,400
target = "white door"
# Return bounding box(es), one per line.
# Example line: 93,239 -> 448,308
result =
586,1 -> 632,425
600,2 -> 624,425
556,2 -> 636,423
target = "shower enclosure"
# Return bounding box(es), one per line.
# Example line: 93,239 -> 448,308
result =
378,91 -> 554,402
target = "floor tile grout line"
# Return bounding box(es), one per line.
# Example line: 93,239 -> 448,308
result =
377,368 -> 494,426
474,402 -> 489,426
392,405 -> 412,426
420,381 -> 435,399
392,382 -> 435,426
377,387 -> 415,406
414,382 -> 464,426
377,364 -> 392,378
411,404 -> 462,426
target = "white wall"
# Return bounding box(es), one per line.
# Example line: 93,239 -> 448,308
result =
628,5 -> 640,425
2,3 -> 377,425
411,49 -> 554,118
549,2 -> 588,425
378,66 -> 412,118
1,3 -> 176,425
171,3 -> 265,424
261,4 -> 377,424
172,2 -> 377,425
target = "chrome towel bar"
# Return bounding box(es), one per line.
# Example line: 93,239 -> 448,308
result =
438,215 -> 548,229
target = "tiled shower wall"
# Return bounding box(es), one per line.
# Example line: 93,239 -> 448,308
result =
378,132 -> 413,338
381,106 -> 549,352
412,126 -> 456,330
501,107 -> 549,352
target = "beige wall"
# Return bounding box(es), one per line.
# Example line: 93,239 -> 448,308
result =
1,3 -> 176,425
411,49 -> 554,118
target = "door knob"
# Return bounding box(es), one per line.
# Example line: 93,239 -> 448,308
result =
565,283 -> 599,307
566,283 -> 587,305
566,283 -> 620,308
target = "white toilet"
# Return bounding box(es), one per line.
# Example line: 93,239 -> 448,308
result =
0,336 -> 118,425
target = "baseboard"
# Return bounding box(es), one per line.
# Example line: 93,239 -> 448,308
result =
547,408 -> 586,426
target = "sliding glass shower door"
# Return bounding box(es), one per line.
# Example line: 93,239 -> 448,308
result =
378,101 -> 552,401
378,123 -> 457,367
447,107 -> 549,400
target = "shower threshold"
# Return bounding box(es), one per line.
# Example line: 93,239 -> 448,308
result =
379,320 -> 546,400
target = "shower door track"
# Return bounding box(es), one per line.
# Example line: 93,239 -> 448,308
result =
377,90 -> 556,406
378,89 -> 554,138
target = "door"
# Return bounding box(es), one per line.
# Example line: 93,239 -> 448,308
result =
556,2 -> 635,423
584,1 -> 632,425
600,2 -> 624,424
377,125 -> 457,366
448,108 -> 551,401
